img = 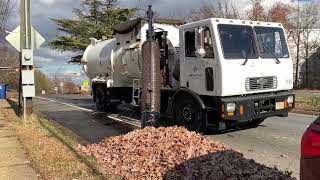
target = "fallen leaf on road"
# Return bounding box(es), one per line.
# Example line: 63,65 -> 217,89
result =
82,126 -> 296,179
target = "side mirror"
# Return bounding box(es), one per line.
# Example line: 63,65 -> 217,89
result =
195,27 -> 205,58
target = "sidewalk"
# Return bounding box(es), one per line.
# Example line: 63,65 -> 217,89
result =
0,100 -> 38,180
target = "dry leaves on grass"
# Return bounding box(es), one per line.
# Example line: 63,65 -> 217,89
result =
0,100 -> 99,180
82,126 -> 296,180
0,100 -> 18,120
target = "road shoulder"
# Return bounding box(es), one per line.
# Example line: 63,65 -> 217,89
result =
0,100 -> 38,180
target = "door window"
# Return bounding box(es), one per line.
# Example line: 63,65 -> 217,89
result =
185,27 -> 214,58
185,30 -> 196,57
203,27 -> 214,58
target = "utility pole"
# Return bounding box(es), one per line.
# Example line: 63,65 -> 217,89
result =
20,0 -> 33,119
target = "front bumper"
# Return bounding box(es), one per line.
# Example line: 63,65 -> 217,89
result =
221,91 -> 295,122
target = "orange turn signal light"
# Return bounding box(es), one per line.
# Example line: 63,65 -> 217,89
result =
284,101 -> 289,108
240,105 -> 244,116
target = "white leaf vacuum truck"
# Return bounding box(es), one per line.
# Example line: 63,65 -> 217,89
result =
81,15 -> 295,132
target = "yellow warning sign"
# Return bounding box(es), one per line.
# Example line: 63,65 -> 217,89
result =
83,80 -> 89,87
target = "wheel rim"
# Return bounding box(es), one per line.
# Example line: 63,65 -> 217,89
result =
182,104 -> 193,123
174,98 -> 204,132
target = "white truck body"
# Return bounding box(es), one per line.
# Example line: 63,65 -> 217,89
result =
82,17 -> 295,131
82,23 -> 180,88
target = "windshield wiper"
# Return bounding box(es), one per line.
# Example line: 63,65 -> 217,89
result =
259,37 -> 281,64
242,50 -> 249,66
242,39 -> 254,66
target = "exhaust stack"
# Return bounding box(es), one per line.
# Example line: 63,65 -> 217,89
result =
141,5 -> 161,127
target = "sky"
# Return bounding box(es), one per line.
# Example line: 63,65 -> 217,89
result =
4,0 -> 307,84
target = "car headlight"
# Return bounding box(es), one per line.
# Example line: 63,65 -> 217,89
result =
226,103 -> 236,112
287,96 -> 294,104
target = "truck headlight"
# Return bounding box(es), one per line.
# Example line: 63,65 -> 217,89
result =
287,96 -> 294,104
226,103 -> 236,112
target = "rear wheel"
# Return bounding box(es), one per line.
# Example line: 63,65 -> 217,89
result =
173,96 -> 206,132
95,86 -> 108,112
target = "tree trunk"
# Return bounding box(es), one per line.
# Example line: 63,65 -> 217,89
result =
305,40 -> 309,88
294,32 -> 300,88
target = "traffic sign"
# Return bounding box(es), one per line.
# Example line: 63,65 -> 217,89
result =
5,25 -> 46,51
64,71 -> 81,76
83,80 -> 89,87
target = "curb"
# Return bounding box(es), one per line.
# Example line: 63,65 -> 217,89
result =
291,109 -> 320,116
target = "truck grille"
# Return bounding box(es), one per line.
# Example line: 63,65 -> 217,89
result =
246,76 -> 277,91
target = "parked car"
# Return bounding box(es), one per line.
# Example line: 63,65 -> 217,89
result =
301,116 -> 320,180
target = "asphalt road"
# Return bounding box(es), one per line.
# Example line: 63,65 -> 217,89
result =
33,94 -> 318,178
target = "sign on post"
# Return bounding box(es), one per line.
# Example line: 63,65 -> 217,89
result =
22,85 -> 35,97
83,80 -> 89,87
83,80 -> 90,92
5,26 -> 45,52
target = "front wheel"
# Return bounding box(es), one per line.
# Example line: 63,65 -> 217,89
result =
173,97 -> 206,133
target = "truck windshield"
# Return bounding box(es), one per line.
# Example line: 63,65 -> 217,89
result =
218,24 -> 258,59
254,26 -> 289,59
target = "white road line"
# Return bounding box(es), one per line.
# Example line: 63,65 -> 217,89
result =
34,96 -> 141,128
35,96 -> 93,112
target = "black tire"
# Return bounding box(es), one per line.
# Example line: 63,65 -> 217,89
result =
250,118 -> 266,127
173,96 -> 206,132
95,86 -> 108,112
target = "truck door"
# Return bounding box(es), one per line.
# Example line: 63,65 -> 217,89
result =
183,26 -> 215,95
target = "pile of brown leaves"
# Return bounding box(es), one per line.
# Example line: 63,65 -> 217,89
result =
81,126 -> 295,180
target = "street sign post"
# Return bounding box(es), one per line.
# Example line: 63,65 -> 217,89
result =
5,0 -> 45,120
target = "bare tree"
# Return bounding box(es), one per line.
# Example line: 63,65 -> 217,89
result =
288,2 -> 320,88
300,4 -> 320,88
0,48 -> 20,90
247,0 -> 265,21
0,0 -> 11,30
188,0 -> 240,22
0,0 -> 13,47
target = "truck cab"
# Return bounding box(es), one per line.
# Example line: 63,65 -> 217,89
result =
173,18 -> 295,131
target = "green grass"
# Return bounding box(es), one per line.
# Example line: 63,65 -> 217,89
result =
295,95 -> 320,112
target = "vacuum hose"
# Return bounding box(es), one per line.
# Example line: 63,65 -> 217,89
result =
141,41 -> 161,127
